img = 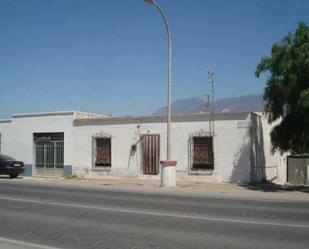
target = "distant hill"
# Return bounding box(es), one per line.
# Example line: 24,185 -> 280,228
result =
153,94 -> 265,114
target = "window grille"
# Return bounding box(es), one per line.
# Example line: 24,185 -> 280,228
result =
34,133 -> 64,169
95,138 -> 111,167
188,134 -> 214,175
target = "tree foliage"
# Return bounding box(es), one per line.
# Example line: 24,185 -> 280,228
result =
256,22 -> 309,154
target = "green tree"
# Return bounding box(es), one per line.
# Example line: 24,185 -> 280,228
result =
256,22 -> 309,154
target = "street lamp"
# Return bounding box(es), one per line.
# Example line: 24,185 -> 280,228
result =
144,0 -> 172,160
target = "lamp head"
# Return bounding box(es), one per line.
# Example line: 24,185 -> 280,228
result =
144,0 -> 155,4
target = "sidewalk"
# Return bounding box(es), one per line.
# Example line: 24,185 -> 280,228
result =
24,175 -> 309,201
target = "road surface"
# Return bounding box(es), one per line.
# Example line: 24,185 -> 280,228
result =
0,179 -> 308,249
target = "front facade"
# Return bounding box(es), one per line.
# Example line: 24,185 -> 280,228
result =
0,111 -> 279,183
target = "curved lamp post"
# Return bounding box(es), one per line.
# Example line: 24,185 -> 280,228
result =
144,0 -> 172,160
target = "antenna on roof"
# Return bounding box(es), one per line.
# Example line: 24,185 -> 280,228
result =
208,69 -> 215,135
201,94 -> 210,113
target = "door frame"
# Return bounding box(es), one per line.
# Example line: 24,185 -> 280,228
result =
140,134 -> 160,175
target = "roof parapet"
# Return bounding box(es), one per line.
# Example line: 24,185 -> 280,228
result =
74,112 -> 250,126
10,111 -> 109,119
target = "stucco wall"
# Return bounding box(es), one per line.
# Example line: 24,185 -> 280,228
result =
0,114 -> 74,166
259,115 -> 287,184
72,123 -> 155,177
0,121 -> 12,155
0,112 -> 259,183
73,115 -> 253,182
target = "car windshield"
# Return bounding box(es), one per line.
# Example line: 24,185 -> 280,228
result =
0,154 -> 16,161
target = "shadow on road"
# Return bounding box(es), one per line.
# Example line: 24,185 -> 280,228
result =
239,182 -> 309,193
0,176 -> 23,180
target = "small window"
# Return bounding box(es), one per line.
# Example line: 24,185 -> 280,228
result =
192,136 -> 214,169
95,138 -> 111,167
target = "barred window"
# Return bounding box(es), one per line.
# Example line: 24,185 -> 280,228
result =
192,136 -> 214,169
95,138 -> 111,167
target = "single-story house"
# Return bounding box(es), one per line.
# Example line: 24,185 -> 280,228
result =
0,110 -> 286,184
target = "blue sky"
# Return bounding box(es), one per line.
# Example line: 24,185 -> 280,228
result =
0,0 -> 308,118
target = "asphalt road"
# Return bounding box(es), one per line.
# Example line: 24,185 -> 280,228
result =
0,179 -> 308,249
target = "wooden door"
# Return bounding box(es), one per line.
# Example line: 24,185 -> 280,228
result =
141,135 -> 160,175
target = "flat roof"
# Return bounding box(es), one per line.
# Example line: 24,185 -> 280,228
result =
11,111 -> 76,118
0,119 -> 12,123
10,111 -> 107,119
74,112 -> 252,126
1,111 -> 256,126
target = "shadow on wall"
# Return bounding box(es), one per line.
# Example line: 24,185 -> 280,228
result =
230,137 -> 251,183
249,113 -> 266,183
230,114 -> 266,183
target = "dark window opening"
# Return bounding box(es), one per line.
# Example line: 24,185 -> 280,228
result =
192,136 -> 214,169
95,138 -> 111,167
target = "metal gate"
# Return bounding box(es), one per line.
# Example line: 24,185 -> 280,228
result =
34,133 -> 64,176
287,156 -> 309,185
141,134 -> 160,175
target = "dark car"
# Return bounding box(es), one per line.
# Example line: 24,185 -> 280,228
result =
0,154 -> 24,178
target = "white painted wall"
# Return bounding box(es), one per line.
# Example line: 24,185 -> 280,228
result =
259,114 -> 287,184
0,121 -> 11,155
0,111 -> 262,183
0,114 -> 74,166
73,115 -> 253,182
73,123 -> 166,177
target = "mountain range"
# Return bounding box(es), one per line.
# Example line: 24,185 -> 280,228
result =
153,94 -> 265,114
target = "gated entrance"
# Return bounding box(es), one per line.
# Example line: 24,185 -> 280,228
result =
287,156 -> 309,185
140,134 -> 160,175
34,133 -> 64,176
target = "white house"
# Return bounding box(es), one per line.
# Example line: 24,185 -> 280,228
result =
0,110 -> 285,184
